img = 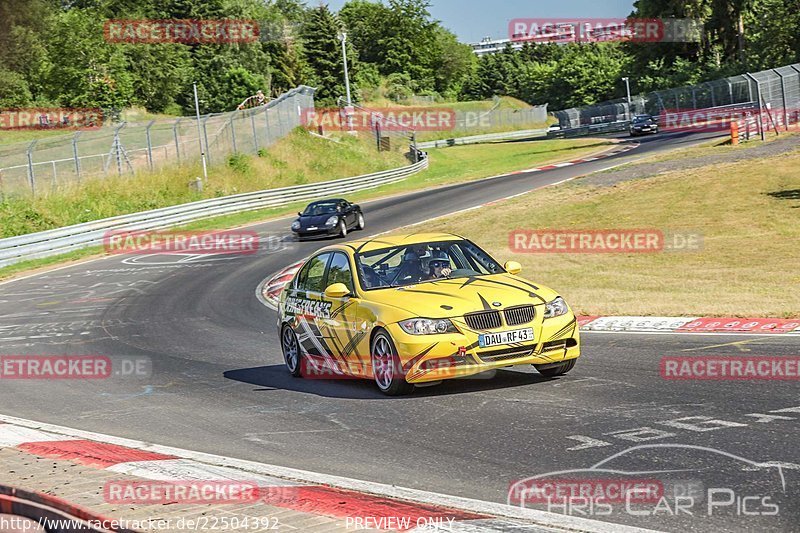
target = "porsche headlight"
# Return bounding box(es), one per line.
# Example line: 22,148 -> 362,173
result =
544,297 -> 569,319
325,216 -> 339,227
291,221 -> 301,231
400,318 -> 457,335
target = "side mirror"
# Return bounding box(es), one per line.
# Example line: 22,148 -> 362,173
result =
298,212 -> 303,216
325,283 -> 351,299
504,261 -> 522,275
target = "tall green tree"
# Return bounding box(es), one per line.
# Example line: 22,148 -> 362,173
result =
301,5 -> 351,106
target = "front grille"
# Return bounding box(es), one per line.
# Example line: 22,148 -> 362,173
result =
504,305 -> 535,326
478,346 -> 535,363
464,310 -> 502,330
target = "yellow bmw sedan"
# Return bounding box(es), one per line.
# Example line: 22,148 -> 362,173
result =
278,233 -> 580,395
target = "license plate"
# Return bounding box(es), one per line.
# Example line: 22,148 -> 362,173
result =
479,328 -> 534,348
308,226 -> 318,231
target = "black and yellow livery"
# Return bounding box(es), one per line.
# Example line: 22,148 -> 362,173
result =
278,233 -> 581,395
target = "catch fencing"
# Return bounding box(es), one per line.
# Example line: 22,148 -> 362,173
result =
0,86 -> 316,196
553,63 -> 800,137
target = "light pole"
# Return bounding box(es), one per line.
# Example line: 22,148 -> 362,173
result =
622,77 -> 632,121
339,32 -> 353,107
339,32 -> 354,131
193,82 -> 208,183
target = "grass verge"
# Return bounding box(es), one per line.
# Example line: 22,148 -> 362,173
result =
0,129 -> 406,237
0,137 -> 613,281
417,142 -> 800,317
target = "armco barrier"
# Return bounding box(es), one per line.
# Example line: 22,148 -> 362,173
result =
0,156 -> 428,268
416,128 -> 548,149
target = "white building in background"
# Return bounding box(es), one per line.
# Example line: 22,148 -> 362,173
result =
471,22 -> 630,56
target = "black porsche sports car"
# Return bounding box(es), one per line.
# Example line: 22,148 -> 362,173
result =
629,114 -> 659,136
291,199 -> 365,239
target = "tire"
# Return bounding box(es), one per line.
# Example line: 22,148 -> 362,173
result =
371,330 -> 414,396
338,219 -> 348,238
534,358 -> 577,378
355,212 -> 365,230
281,325 -> 303,377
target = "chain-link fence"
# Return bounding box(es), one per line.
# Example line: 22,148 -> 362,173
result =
315,103 -> 422,162
0,86 -> 316,196
553,63 -> 800,137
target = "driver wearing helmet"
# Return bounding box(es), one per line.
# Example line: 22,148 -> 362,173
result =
426,250 -> 452,279
398,248 -> 427,283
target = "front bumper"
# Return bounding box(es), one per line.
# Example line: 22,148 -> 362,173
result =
386,314 -> 581,384
293,226 -> 338,239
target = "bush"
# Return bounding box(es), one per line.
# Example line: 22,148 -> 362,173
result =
227,153 -> 252,174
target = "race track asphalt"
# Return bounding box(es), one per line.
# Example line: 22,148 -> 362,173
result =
1,131 -> 796,532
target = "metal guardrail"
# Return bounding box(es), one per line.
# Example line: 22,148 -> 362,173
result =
0,156 -> 429,268
547,121 -> 631,138
416,128 -> 548,149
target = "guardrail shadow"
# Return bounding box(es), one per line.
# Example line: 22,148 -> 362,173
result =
224,364 -> 557,400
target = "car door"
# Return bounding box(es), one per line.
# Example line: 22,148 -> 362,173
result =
286,252 -> 334,369
319,252 -> 369,377
341,201 -> 356,228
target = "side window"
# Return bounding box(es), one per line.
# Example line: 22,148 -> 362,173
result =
298,253 -> 331,293
327,253 -> 354,293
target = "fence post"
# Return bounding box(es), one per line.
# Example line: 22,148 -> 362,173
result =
26,140 -> 37,195
72,132 -> 82,182
229,115 -> 238,153
173,118 -> 182,163
264,108 -> 272,145
114,123 -> 126,175
707,82 -> 716,107
250,112 -> 259,151
772,69 -> 789,131
145,120 -> 155,169
726,79 -> 733,104
744,73 -> 765,141
202,116 -> 211,165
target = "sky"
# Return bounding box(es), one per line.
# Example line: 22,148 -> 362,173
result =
323,0 -> 637,43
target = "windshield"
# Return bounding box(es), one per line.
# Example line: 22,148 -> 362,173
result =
303,202 -> 338,216
633,115 -> 652,123
355,239 -> 503,290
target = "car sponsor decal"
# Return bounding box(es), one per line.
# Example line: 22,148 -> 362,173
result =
285,296 -> 332,319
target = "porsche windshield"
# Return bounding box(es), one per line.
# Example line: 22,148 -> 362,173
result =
303,202 -> 338,216
355,240 -> 504,290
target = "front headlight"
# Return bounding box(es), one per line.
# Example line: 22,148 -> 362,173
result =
543,297 -> 569,319
325,216 -> 339,227
399,318 -> 458,335
291,221 -> 300,231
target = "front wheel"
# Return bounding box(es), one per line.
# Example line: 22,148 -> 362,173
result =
338,220 -> 348,238
281,325 -> 303,377
534,358 -> 577,378
371,330 -> 414,396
